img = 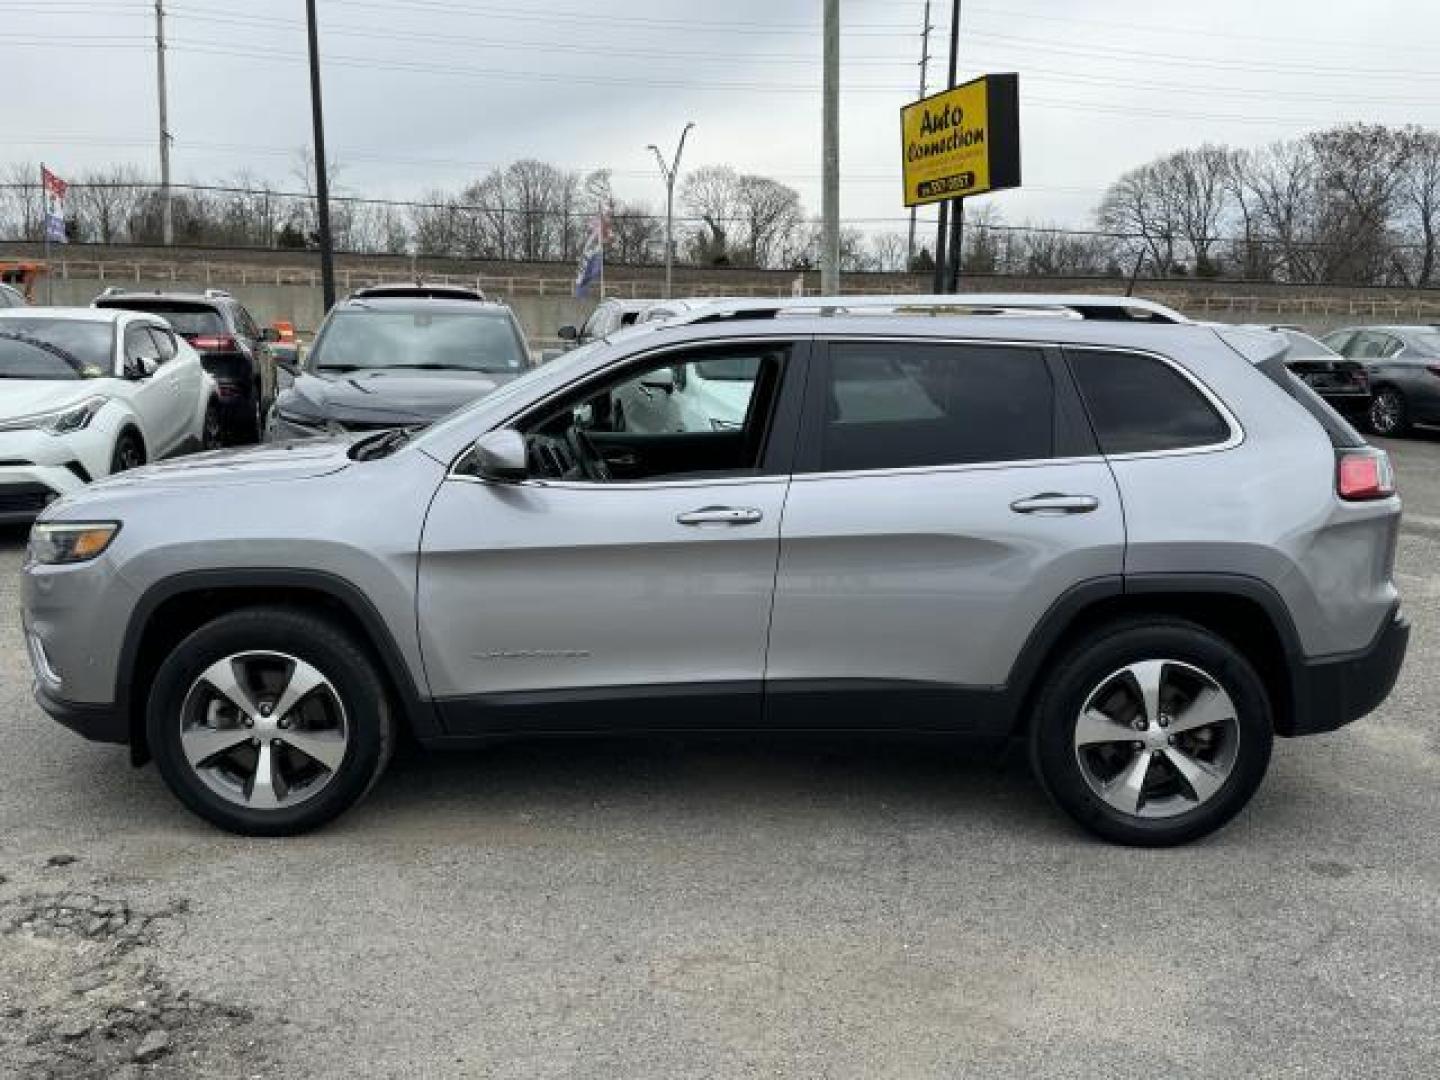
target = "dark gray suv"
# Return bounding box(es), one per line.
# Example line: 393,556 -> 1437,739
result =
22,295 -> 1408,844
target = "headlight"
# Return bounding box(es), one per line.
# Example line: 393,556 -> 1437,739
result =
28,521 -> 121,565
0,396 -> 108,435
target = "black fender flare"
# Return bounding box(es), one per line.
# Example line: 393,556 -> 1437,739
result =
118,568 -> 438,762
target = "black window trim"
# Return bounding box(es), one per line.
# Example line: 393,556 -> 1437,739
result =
1061,343 -> 1243,461
792,335 -> 1097,480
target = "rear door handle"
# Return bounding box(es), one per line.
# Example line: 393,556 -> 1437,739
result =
676,506 -> 764,526
1009,493 -> 1100,515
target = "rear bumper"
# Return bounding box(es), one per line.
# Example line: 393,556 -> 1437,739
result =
33,679 -> 127,745
1288,607 -> 1410,736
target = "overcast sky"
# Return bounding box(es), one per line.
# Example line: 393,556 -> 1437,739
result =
9,0 -> 1440,239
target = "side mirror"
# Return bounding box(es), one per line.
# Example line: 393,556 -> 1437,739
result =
557,325 -> 578,341
640,368 -> 676,394
260,326 -> 282,343
470,429 -> 528,481
124,356 -> 159,379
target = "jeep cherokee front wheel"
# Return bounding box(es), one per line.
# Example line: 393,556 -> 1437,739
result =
1029,618 -> 1273,846
146,607 -> 394,836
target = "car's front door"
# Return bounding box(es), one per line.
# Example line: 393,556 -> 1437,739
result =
764,337 -> 1126,733
415,338 -> 808,736
119,322 -> 183,454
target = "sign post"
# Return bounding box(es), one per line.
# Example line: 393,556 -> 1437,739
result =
901,74 -> 1020,290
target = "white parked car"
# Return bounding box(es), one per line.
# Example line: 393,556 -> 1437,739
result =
609,351 -> 757,434
0,308 -> 220,521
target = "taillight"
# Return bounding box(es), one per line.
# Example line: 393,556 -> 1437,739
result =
1337,449 -> 1395,501
188,334 -> 236,351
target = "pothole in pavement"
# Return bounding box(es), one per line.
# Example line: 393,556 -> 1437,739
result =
0,883 -> 275,1078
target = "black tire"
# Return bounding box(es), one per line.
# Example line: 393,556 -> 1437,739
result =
1368,386 -> 1410,437
110,428 -> 146,474
230,382 -> 264,445
201,398 -> 223,452
1029,618 -> 1273,847
146,607 -> 394,836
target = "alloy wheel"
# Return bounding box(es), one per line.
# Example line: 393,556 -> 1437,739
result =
178,651 -> 349,810
1371,390 -> 1403,435
1072,659 -> 1240,819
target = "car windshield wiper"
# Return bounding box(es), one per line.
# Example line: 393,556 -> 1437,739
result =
351,426 -> 414,461
316,363 -> 364,373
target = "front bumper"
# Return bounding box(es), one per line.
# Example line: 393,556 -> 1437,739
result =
33,678 -> 127,744
1287,607 -> 1410,736
0,465 -> 87,523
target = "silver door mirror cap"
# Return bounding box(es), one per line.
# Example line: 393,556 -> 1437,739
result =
471,429 -> 528,481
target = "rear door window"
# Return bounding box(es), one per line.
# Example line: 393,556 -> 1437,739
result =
1067,348 -> 1231,455
813,342 -> 1055,471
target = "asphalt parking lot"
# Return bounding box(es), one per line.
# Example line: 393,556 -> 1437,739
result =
0,440 -> 1436,1079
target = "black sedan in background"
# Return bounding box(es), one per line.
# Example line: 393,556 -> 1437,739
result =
1321,324 -> 1440,436
266,297 -> 534,439
1239,325 -> 1371,423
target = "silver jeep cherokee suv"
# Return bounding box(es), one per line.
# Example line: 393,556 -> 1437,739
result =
22,295 -> 1409,845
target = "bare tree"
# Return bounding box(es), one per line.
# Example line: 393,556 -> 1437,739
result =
868,230 -> 907,272
681,165 -> 740,264
1399,126 -> 1440,285
733,174 -> 803,267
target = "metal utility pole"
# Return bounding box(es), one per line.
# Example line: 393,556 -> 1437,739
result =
932,0 -> 962,292
154,0 -> 173,245
646,121 -> 694,300
305,0 -> 337,312
820,0 -> 840,295
906,0 -> 933,271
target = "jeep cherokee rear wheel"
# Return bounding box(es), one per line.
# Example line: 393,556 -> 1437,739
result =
1030,619 -> 1273,846
146,607 -> 394,836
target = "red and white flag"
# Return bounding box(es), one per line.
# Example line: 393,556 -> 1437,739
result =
41,166 -> 67,243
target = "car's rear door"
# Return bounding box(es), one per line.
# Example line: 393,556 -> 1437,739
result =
415,337 -> 810,737
764,335 -> 1125,733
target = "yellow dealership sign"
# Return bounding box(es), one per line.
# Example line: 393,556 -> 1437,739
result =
901,73 -> 1020,207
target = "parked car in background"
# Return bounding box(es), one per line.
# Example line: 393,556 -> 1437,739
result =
24,296 -> 1406,844
557,299 -> 656,347
266,296 -> 533,439
92,288 -> 277,444
349,283 -> 487,302
0,283 -> 26,308
1235,325 -> 1369,420
1320,324 -> 1440,435
0,308 -> 219,520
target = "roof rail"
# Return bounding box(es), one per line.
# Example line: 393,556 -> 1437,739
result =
667,293 -> 1190,325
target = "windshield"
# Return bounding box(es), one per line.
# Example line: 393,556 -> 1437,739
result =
98,301 -> 223,337
0,319 -> 112,379
311,309 -> 529,374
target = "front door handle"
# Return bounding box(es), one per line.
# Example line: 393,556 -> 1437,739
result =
676,506 -> 764,526
1009,493 -> 1100,515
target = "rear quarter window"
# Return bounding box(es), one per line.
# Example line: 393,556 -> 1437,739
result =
1067,348 -> 1231,455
